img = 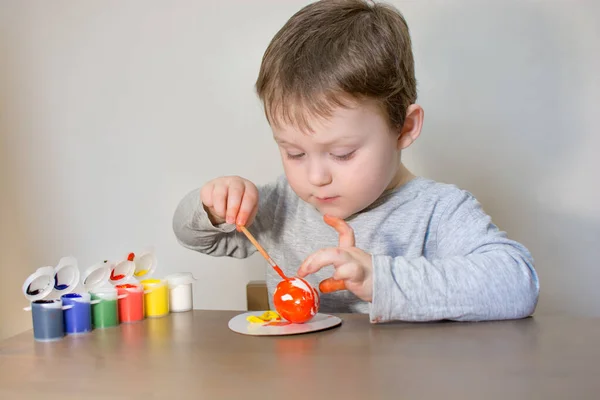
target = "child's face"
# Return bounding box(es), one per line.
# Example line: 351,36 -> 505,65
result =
272,100 -> 404,219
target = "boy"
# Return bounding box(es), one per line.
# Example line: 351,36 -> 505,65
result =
172,0 -> 539,322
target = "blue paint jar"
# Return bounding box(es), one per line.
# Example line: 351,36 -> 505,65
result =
31,299 -> 66,342
61,293 -> 92,335
23,260 -> 83,342
22,266 -> 64,342
49,256 -> 92,335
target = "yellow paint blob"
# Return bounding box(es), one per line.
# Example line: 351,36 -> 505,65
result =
247,310 -> 281,324
134,269 -> 149,277
141,279 -> 169,318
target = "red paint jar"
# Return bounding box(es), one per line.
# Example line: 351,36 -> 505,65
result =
116,283 -> 144,323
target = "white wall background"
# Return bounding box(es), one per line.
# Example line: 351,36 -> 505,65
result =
1,0 -> 598,340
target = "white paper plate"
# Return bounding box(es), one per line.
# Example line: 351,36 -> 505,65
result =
228,311 -> 342,336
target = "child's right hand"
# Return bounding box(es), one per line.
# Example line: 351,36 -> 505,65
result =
200,176 -> 259,227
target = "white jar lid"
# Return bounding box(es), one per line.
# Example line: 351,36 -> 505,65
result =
22,266 -> 56,302
83,260 -> 113,292
164,272 -> 197,288
52,256 -> 80,297
131,248 -> 158,280
108,255 -> 136,286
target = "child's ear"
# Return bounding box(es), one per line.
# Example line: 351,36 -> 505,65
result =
396,104 -> 424,150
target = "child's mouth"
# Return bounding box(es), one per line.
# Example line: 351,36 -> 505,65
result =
315,196 -> 340,203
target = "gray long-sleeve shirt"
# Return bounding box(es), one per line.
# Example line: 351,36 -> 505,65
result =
172,175 -> 539,323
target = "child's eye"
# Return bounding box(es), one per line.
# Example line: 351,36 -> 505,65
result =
332,150 -> 356,161
286,153 -> 305,160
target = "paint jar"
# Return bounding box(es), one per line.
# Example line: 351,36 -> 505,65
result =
31,299 -> 68,342
107,254 -> 143,323
61,293 -> 93,335
116,282 -> 144,323
165,272 -> 196,313
83,260 -> 121,329
50,256 -> 94,335
90,287 -> 119,328
141,279 -> 169,318
22,266 -> 72,342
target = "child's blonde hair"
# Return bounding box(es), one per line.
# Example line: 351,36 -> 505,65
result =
256,0 -> 417,131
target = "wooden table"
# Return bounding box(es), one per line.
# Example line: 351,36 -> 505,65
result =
1,310 -> 599,399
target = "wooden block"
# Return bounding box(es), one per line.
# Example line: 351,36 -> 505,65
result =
246,280 -> 269,311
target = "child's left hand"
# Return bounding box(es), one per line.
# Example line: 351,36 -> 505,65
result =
296,215 -> 373,302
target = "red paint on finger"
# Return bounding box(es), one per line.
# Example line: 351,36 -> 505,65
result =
323,214 -> 355,248
323,214 -> 346,230
319,277 -> 347,293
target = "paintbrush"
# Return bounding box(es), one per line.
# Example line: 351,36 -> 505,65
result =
238,225 -> 287,280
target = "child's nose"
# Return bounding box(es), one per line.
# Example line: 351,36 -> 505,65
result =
307,159 -> 332,187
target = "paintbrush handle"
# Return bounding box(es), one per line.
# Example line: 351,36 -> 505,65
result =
238,226 -> 275,266
238,225 -> 288,280
238,226 -> 287,280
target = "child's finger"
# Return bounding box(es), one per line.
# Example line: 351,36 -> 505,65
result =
323,214 -> 355,248
225,180 -> 245,224
319,263 -> 361,293
200,184 -> 214,208
211,184 -> 228,218
319,262 -> 365,293
236,182 -> 258,226
297,248 -> 353,277
319,278 -> 346,293
296,253 -> 316,277
332,262 -> 363,282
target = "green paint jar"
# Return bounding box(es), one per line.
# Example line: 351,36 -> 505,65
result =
91,288 -> 119,329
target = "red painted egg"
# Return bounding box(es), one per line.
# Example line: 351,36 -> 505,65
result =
273,277 -> 320,323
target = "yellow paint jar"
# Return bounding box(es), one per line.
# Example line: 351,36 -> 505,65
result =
141,279 -> 169,318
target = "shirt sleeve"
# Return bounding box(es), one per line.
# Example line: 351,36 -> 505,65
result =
369,190 -> 539,323
172,176 -> 285,259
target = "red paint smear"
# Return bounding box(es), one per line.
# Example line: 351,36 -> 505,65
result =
116,284 -> 138,289
273,265 -> 287,280
127,252 -> 135,261
264,321 -> 291,327
110,270 -> 125,281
